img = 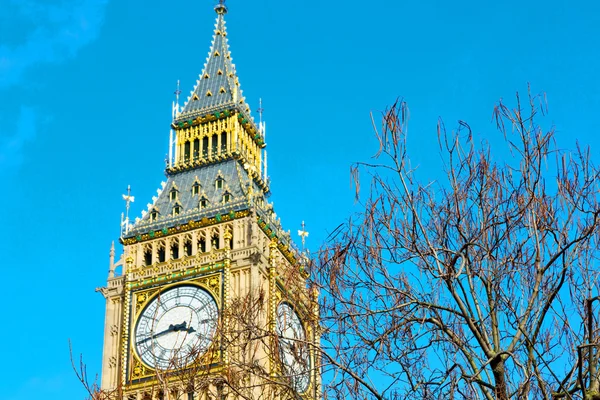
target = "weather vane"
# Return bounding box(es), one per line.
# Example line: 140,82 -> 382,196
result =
298,221 -> 309,250
121,185 -> 135,236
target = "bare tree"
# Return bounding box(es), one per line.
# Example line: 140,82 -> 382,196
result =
315,91 -> 600,399
73,285 -> 317,400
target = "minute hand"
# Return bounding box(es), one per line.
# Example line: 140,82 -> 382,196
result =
137,324 -> 177,345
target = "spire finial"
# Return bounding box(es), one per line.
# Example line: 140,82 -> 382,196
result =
257,98 -> 264,126
174,80 -> 181,106
298,221 -> 309,250
121,185 -> 135,236
215,0 -> 228,14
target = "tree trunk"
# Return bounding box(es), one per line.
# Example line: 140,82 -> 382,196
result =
491,356 -> 510,400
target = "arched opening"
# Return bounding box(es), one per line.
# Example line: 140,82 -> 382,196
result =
184,239 -> 192,257
198,236 -> 206,253
202,137 -> 209,158
184,141 -> 191,161
211,133 -> 218,156
144,247 -> 152,266
221,131 -> 227,153
171,240 -> 179,260
211,233 -> 220,250
193,138 -> 200,160
157,245 -> 166,263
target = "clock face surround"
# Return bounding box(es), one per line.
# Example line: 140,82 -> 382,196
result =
276,302 -> 310,393
134,284 -> 219,370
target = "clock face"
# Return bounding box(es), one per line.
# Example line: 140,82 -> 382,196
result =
276,303 -> 310,393
134,285 -> 218,370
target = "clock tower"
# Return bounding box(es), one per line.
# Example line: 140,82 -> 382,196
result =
98,3 -> 320,399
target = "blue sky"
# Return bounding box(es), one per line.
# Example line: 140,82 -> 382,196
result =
1,0 -> 600,398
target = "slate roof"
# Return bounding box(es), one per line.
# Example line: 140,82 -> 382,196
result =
175,5 -> 255,126
128,159 -> 260,236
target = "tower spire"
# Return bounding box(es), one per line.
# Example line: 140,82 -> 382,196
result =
176,1 -> 254,126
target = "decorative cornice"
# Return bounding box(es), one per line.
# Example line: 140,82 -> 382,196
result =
121,209 -> 250,245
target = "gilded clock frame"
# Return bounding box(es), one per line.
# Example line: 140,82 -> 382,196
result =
274,293 -> 315,396
126,274 -> 223,383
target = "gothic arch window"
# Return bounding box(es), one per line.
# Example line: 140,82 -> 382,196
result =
170,238 -> 179,260
211,133 -> 218,156
221,131 -> 227,153
215,177 -> 224,189
150,210 -> 159,222
143,245 -> 152,266
202,136 -> 209,157
170,186 -> 179,201
183,237 -> 193,257
211,232 -> 220,250
198,236 -> 206,253
184,141 -> 191,161
157,241 -> 166,263
193,138 -> 200,160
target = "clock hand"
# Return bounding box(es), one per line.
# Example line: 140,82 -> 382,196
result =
137,324 -> 177,345
173,321 -> 197,334
138,321 -> 202,345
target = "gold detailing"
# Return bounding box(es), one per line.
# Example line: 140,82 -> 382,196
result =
121,209 -> 250,245
121,275 -> 131,387
126,277 -> 222,382
206,275 -> 220,295
206,90 -> 212,97
222,257 -> 231,366
223,228 -> 233,249
167,112 -> 265,179
128,261 -> 224,291
268,239 -> 278,377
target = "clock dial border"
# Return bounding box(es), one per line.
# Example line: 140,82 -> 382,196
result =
129,277 -> 222,375
275,301 -> 312,394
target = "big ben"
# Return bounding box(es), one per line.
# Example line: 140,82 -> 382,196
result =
98,2 -> 321,399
